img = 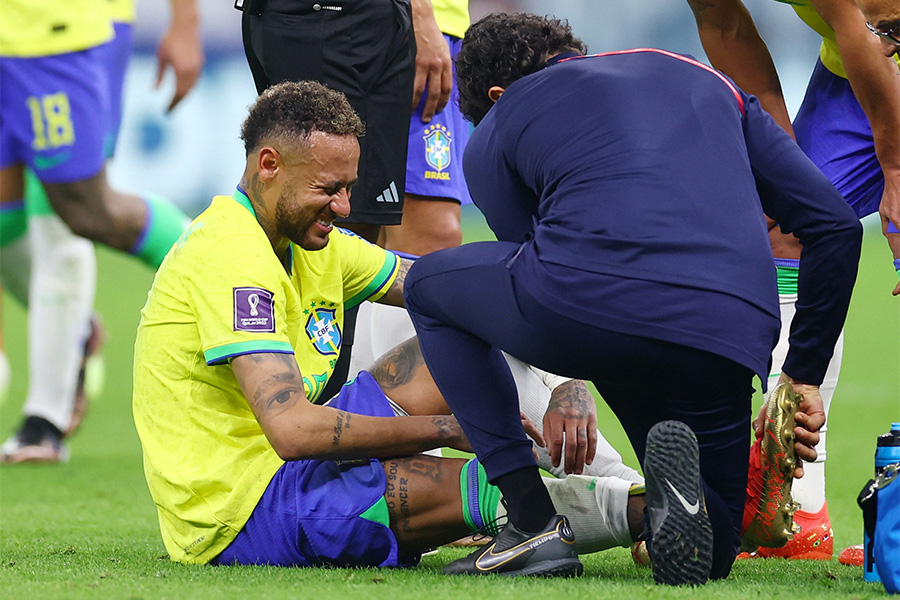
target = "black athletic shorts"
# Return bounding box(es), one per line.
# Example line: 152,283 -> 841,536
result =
242,0 -> 414,225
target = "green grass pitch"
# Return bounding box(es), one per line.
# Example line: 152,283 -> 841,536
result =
1,208 -> 897,598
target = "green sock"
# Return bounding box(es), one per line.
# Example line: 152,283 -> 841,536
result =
774,258 -> 799,295
24,169 -> 55,218
0,199 -> 27,246
131,194 -> 190,268
460,458 -> 503,536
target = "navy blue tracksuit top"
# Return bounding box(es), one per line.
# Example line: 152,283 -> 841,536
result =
462,49 -> 862,385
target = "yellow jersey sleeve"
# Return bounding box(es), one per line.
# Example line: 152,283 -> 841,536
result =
329,228 -> 400,309
190,234 -> 296,366
774,0 -> 900,78
431,0 -> 470,39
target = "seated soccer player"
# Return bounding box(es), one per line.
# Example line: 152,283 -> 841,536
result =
132,80 -> 645,567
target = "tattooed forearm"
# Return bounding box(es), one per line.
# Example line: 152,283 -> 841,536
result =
396,258 -> 411,287
332,410 -> 352,446
370,338 -> 426,390
548,381 -> 595,420
237,353 -> 305,416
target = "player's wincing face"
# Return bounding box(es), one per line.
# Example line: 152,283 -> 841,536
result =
276,131 -> 359,251
857,0 -> 900,57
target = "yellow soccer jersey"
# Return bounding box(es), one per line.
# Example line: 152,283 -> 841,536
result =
133,189 -> 399,564
106,0 -> 137,25
773,0 -> 900,78
432,0 -> 469,39
0,0 -> 113,57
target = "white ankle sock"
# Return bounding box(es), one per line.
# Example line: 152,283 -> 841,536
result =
495,474 -> 634,552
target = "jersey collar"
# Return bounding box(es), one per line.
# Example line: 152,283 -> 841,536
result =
232,186 -> 256,217
232,186 -> 294,275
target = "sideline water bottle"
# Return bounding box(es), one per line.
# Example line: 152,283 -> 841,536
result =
864,422 -> 900,583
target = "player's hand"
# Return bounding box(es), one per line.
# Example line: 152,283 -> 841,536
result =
879,177 -> 900,242
410,0 -> 452,122
155,21 -> 204,112
542,380 -> 597,475
757,373 -> 825,479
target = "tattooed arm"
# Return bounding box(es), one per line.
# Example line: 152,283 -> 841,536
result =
231,351 -> 471,461
376,257 -> 413,307
542,380 -> 598,476
686,0 -> 795,137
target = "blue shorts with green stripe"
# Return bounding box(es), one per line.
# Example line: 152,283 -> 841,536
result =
213,371 -> 417,568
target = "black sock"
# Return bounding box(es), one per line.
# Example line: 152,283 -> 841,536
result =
495,466 -> 556,533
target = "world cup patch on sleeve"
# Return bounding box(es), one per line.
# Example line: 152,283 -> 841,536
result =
233,287 -> 275,332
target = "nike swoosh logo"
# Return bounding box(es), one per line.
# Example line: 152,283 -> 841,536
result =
474,526 -> 563,572
33,152 -> 71,171
665,479 -> 700,515
474,541 -> 534,571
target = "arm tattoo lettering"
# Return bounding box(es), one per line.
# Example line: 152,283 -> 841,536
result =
430,416 -> 457,442
369,338 -> 425,390
332,410 -> 351,446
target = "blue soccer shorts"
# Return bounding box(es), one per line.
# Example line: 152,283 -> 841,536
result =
793,59 -> 884,220
405,35 -> 472,206
212,370 -> 418,568
0,47 -> 110,183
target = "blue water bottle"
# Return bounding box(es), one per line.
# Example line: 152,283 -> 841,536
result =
865,422 -> 900,583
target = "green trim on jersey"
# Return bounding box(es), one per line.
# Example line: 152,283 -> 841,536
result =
232,188 -> 256,217
204,340 -> 295,366
345,251 -> 400,310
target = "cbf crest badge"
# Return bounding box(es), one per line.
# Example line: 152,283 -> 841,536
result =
305,306 -> 342,355
424,124 -> 452,173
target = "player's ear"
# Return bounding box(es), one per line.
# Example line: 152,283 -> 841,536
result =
257,147 -> 280,181
488,86 -> 506,104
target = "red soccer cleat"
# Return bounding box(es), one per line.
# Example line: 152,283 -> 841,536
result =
741,382 -> 801,549
838,544 -> 864,566
754,503 -> 833,560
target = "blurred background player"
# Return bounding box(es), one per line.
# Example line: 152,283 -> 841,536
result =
0,0 -> 202,463
687,0 -> 900,560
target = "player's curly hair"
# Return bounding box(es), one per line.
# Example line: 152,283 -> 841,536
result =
241,80 -> 365,155
456,13 -> 587,125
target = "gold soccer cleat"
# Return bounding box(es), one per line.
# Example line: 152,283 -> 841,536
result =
741,382 -> 802,549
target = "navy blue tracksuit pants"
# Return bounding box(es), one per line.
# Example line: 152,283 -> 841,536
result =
404,241 -> 755,579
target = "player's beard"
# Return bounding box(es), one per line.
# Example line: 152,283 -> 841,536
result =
276,179 -> 333,251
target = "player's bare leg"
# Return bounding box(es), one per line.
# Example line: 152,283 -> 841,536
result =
384,454 -> 645,558
383,454 -> 471,554
381,195 -> 462,256
43,168 -> 146,251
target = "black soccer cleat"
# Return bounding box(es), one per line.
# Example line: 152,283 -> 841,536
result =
442,514 -> 583,577
644,420 -> 713,586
